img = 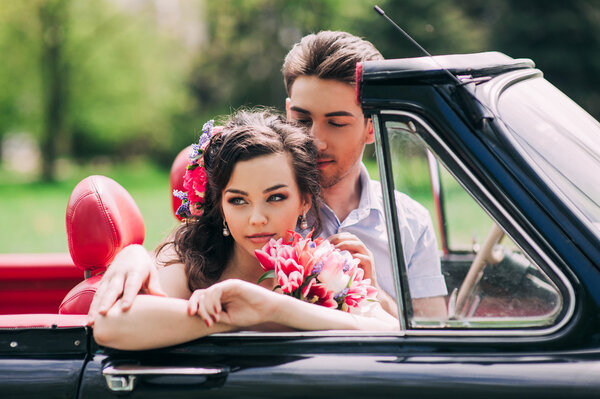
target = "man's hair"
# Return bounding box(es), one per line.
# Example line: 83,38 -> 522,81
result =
282,30 -> 383,95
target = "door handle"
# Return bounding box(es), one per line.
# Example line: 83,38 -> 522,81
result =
103,364 -> 229,392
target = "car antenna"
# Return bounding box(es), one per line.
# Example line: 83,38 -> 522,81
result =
373,5 -> 494,127
373,5 -> 463,86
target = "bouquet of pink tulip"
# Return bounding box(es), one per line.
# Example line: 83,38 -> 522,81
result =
255,231 -> 378,312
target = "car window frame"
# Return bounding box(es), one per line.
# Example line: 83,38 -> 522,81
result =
372,110 -> 575,337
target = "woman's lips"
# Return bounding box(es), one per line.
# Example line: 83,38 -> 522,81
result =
246,233 -> 276,244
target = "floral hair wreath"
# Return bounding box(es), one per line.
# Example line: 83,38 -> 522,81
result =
173,120 -> 223,219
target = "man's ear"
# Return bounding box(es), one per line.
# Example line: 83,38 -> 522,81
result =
285,98 -> 291,120
365,118 -> 375,144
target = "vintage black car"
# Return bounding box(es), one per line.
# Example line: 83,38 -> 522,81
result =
1,51 -> 599,398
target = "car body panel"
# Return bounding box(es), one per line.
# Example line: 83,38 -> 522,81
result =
0,319 -> 88,399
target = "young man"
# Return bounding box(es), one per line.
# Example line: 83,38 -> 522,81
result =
282,31 -> 447,317
88,31 -> 447,322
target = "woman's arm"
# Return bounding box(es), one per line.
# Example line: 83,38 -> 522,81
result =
88,243 -> 192,326
93,295 -> 236,350
190,279 -> 400,332
94,279 -> 399,351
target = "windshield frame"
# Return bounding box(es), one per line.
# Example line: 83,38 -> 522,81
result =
481,69 -> 600,242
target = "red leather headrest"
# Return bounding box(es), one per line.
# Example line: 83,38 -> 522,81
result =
170,146 -> 192,221
59,274 -> 103,315
66,175 -> 145,274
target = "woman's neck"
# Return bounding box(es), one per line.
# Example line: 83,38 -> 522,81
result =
220,245 -> 265,285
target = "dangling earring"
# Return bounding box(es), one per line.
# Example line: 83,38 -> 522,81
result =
222,220 -> 230,236
300,210 -> 308,230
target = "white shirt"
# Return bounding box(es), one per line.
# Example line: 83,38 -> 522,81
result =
309,165 -> 447,299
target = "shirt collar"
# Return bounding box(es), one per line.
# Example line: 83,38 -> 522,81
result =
314,163 -> 385,229
356,163 -> 385,219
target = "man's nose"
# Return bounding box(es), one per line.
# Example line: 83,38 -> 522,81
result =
311,125 -> 327,151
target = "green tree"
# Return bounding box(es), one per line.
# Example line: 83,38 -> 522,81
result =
460,0 -> 600,119
0,0 -> 196,180
187,0 -> 343,115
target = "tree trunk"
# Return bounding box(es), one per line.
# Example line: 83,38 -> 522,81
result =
39,0 -> 69,182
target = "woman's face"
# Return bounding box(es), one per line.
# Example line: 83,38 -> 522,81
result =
222,152 -> 310,262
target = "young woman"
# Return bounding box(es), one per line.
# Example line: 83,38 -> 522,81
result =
93,110 -> 398,350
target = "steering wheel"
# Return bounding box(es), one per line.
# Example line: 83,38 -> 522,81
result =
452,223 -> 505,318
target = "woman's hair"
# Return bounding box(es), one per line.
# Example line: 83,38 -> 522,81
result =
159,109 -> 321,291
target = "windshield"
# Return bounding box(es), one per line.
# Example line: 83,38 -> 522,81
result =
496,76 -> 600,239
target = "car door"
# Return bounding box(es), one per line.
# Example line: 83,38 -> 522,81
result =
0,315 -> 88,399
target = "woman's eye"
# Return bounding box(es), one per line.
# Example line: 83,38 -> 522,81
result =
268,193 -> 287,202
228,197 -> 246,205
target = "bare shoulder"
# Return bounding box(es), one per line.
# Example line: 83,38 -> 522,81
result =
158,263 -> 192,299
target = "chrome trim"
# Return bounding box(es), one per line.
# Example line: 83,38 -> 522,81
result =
211,330 -> 406,338
378,109 -> 576,337
104,375 -> 135,392
103,365 -> 225,376
373,113 -> 407,331
102,364 -> 227,392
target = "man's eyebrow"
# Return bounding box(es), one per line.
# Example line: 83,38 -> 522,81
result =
264,184 -> 287,193
324,111 -> 355,117
290,106 -> 355,118
290,106 -> 310,115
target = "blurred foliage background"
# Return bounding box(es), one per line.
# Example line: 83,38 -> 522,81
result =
1,0 -> 599,252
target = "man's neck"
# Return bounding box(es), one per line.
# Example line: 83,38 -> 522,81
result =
322,165 -> 363,223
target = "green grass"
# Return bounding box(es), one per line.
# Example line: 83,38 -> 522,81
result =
0,159 -> 179,253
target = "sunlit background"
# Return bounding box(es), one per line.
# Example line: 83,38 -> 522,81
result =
1,0 -> 599,252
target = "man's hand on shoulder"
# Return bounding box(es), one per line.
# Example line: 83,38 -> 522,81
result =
88,244 -> 166,325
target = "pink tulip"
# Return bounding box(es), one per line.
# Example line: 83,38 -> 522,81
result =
275,258 -> 305,293
254,238 -> 283,271
305,283 -> 337,308
254,230 -> 378,311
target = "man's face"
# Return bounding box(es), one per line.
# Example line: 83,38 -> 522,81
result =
286,76 -> 374,189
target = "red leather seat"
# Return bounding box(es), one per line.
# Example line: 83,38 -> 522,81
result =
59,175 -> 145,314
170,145 -> 192,220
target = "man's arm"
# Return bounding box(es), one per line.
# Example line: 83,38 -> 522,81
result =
404,208 -> 449,318
412,296 -> 447,318
87,244 -> 166,324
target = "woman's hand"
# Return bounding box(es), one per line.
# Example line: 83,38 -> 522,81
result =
187,279 -> 278,328
327,232 -> 377,285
